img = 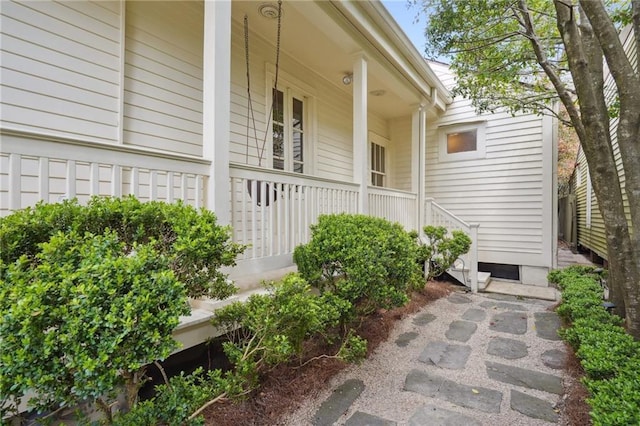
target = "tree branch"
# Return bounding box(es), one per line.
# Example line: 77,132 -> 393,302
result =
580,0 -> 640,103
515,0 -> 584,139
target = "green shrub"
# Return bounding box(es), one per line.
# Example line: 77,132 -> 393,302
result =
0,231 -> 190,419
586,368 -> 640,426
0,197 -> 245,421
293,214 -> 421,316
416,226 -> 472,281
578,327 -> 639,380
553,266 -> 640,425
213,274 -> 346,380
0,196 -> 245,299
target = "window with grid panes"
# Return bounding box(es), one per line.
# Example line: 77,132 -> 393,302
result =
272,88 -> 305,173
370,142 -> 386,187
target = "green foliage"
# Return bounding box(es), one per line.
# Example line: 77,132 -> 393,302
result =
553,266 -> 640,425
420,0 -> 561,116
417,226 -> 472,281
0,196 -> 245,299
213,274 -> 345,382
0,230 -> 190,418
0,197 -> 244,421
112,368 -> 243,426
293,214 -> 421,316
586,368 -> 640,426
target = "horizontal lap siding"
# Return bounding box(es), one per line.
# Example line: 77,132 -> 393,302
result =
0,0 -> 120,142
575,26 -> 636,261
124,1 -> 203,156
229,20 -> 356,182
426,62 -> 548,265
390,116 -> 412,191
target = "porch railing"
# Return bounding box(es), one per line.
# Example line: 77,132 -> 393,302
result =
1,130 -> 209,215
229,163 -> 359,269
424,197 -> 479,292
368,186 -> 418,231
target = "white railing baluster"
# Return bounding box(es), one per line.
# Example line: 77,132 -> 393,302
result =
39,157 -> 49,202
250,179 -> 257,259
424,198 -> 480,293
166,171 -> 174,202
66,160 -> 76,199
180,173 -> 188,202
9,153 -> 21,210
130,167 -> 139,197
90,162 -> 99,197
111,165 -> 121,197
241,179 -> 248,258
150,170 -> 158,201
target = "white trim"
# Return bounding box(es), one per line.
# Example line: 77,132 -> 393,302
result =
438,121 -> 487,162
353,53 -> 368,213
265,67 -> 316,175
368,131 -> 389,188
203,0 -> 231,224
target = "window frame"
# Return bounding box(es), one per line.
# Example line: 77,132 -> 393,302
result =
265,66 -> 315,175
369,132 -> 389,188
438,121 -> 487,162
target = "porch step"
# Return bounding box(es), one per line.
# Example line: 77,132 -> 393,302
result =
447,267 -> 492,291
483,280 -> 560,301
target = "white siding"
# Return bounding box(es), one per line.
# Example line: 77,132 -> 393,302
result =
0,0 -> 121,142
389,116 -> 412,191
426,62 -> 551,268
123,1 -> 204,156
229,20 -> 359,182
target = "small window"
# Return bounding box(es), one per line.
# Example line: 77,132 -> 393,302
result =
271,88 -> 306,173
370,141 -> 386,187
447,130 -> 477,153
438,122 -> 486,162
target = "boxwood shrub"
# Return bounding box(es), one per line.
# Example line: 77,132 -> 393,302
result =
0,197 -> 244,421
552,266 -> 640,425
293,214 -> 422,317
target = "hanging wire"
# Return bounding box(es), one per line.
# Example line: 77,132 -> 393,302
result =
244,15 -> 261,165
243,0 -> 283,167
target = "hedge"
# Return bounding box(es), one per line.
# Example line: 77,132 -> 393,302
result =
551,265 -> 640,425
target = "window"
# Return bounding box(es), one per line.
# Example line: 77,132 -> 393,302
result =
438,121 -> 486,162
447,130 -> 477,153
272,88 -> 306,173
371,141 -> 386,187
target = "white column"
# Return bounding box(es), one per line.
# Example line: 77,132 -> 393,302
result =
203,0 -> 232,225
352,54 -> 369,214
412,104 -> 427,232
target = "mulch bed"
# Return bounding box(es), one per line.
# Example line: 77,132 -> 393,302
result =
203,280 -> 456,425
558,343 -> 592,426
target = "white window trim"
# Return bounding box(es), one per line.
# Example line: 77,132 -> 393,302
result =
369,132 -> 390,188
265,64 -> 316,174
438,121 -> 487,162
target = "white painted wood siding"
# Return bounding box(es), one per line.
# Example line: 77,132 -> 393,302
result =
0,0 -> 121,142
123,1 -> 204,156
426,62 -> 552,268
389,116 -> 412,191
574,25 -> 636,261
229,19 -> 392,183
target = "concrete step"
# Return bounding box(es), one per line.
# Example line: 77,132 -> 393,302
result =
448,267 -> 492,291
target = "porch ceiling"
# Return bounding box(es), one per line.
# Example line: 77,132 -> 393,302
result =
231,0 -> 422,119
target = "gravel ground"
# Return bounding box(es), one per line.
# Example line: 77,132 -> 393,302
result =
279,290 -> 566,426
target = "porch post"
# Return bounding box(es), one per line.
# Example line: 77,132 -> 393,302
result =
203,0 -> 231,225
352,53 -> 369,214
412,104 -> 427,232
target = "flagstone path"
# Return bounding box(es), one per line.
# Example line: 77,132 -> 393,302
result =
282,290 -> 566,426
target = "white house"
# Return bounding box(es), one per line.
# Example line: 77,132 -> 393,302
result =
0,1 -> 557,297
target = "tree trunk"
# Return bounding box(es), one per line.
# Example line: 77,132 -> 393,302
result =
554,1 -> 640,338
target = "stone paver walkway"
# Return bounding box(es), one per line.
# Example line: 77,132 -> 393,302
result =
283,290 -> 566,426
